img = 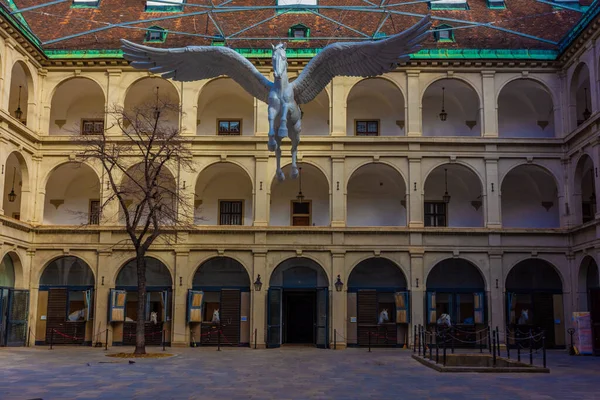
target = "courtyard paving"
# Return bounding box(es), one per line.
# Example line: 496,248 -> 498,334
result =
0,346 -> 599,400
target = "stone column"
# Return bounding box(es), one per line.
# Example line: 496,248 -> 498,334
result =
406,70 -> 421,137
94,250 -> 113,347
0,137 -> 6,215
180,81 -> 198,135
31,155 -> 44,224
330,77 -> 347,136
105,69 -> 123,135
592,139 -> 600,219
255,97 -> 269,136
251,251 -> 267,348
488,252 -> 504,341
485,157 -> 501,228
331,156 -> 345,227
100,168 -> 122,225
254,156 -> 269,227
331,251 -> 346,348
482,71 -> 497,137
408,156 -> 423,227
172,250 -> 190,347
409,251 -> 425,345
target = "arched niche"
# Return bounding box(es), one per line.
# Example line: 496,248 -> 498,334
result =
116,257 -> 172,287
8,61 -> 33,126
0,253 -> 16,288
124,77 -> 179,132
269,257 -> 328,288
192,257 -> 250,288
348,258 -> 407,289
197,78 -> 254,136
269,163 -> 330,226
40,256 -> 95,286
498,79 -> 555,138
3,152 -> 29,221
194,163 -> 253,225
574,155 -> 596,224
346,78 -> 404,136
44,162 -> 100,225
501,165 -> 559,228
570,62 -> 592,128
49,78 -> 105,135
347,163 -> 406,227
424,164 -> 484,227
577,256 -> 599,311
300,89 -> 329,136
422,79 -> 481,137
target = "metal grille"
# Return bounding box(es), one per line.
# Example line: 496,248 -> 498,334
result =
7,290 -> 29,346
219,201 -> 243,225
424,201 -> 447,227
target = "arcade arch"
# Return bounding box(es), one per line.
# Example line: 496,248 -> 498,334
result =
574,155 -> 596,224
570,62 -> 592,128
49,78 -> 105,135
124,77 -> 179,132
197,78 -> 254,136
3,152 -> 28,221
577,256 -> 599,311
8,61 -> 32,126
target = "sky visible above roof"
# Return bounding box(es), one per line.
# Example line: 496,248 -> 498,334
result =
1,0 -> 594,53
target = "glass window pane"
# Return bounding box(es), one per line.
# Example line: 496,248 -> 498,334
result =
356,121 -> 366,133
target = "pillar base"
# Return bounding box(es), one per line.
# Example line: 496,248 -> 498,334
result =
330,342 -> 347,350
171,341 -> 188,348
252,343 -> 267,349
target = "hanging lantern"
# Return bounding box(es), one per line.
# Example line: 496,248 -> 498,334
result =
7,167 -> 16,203
439,86 -> 447,122
296,167 -> 305,202
442,168 -> 451,204
253,274 -> 263,292
14,85 -> 23,121
583,87 -> 591,120
335,275 -> 344,292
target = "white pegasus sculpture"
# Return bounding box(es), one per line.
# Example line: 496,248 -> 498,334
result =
121,16 -> 430,181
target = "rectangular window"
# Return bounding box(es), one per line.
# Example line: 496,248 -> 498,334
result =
438,30 -> 450,40
291,200 -> 311,226
145,0 -> 184,12
217,119 -> 242,135
429,0 -> 469,10
355,120 -> 379,136
378,292 -> 395,323
67,291 -> 86,321
72,0 -> 100,7
203,291 -> 220,322
89,200 -> 100,225
147,292 -> 165,322
424,201 -> 447,227
278,0 -> 317,5
81,119 -> 104,135
219,200 -> 243,225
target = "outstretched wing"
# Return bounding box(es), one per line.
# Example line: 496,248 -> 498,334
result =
291,16 -> 431,104
121,39 -> 273,103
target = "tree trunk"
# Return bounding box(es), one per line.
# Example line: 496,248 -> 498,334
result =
135,255 -> 147,354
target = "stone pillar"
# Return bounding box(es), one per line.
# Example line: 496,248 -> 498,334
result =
105,69 -> 123,135
180,81 -> 198,135
93,250 -> 113,347
0,137 -> 6,215
331,156 -> 345,227
482,71 -> 497,137
330,77 -> 347,136
488,252 -> 504,341
485,157 -> 501,228
254,156 -> 269,227
26,249 -> 37,346
251,251 -> 267,348
559,158 -> 569,228
406,70 -> 421,137
178,164 -> 196,225
331,252 -> 346,348
409,251 -> 425,342
100,168 -> 123,225
31,155 -> 44,224
408,156 -> 423,227
172,251 -> 190,346
255,97 -> 269,136
592,139 -> 600,219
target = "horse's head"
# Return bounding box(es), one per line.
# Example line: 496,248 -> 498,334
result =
271,43 -> 288,79
521,309 -> 529,320
212,309 -> 220,323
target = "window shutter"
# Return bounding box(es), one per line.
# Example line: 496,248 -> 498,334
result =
108,289 -> 126,322
161,290 -> 169,322
395,291 -> 409,323
145,293 -> 152,321
426,292 -> 436,324
474,292 -> 484,324
84,289 -> 94,321
507,292 -> 517,324
187,290 -> 204,323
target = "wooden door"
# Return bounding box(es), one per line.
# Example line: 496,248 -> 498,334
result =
220,289 -> 241,346
357,290 -> 377,346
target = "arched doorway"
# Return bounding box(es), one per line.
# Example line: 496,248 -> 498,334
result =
347,258 -> 408,347
190,257 -> 251,346
38,257 -> 94,345
111,257 -> 172,346
267,257 -> 328,348
426,258 -> 486,346
0,253 -> 28,346
505,259 -> 564,348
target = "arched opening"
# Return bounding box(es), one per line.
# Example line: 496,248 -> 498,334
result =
498,79 -> 555,138
346,78 -> 405,136
124,77 -> 179,132
269,163 -> 330,226
347,164 -> 407,227
423,164 -> 484,227
422,79 -> 481,137
38,257 -> 95,345
197,78 -> 254,136
570,63 -> 592,128
119,163 -> 177,226
267,257 -> 328,348
577,256 -> 599,312
0,254 -> 14,346
49,78 -> 105,135
194,163 -> 253,225
300,89 -> 329,136
3,152 -> 28,221
112,257 -> 172,346
44,163 -> 101,225
190,257 -> 250,346
426,258 -> 486,346
0,252 -> 27,347
501,165 -> 559,228
574,155 -> 596,224
505,259 -> 564,348
8,61 -> 32,126
347,258 -> 408,347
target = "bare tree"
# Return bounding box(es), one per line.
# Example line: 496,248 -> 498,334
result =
76,96 -> 194,354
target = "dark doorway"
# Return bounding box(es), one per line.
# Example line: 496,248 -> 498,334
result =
283,291 -> 315,344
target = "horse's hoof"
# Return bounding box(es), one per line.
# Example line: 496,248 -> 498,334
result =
290,166 -> 299,179
278,127 -> 288,138
276,170 -> 285,182
268,136 -> 277,151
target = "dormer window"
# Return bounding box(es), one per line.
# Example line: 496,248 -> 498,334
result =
433,24 -> 455,42
289,24 -> 310,39
373,32 -> 387,40
72,0 -> 100,7
211,35 -> 225,46
486,0 -> 505,8
145,26 -> 167,43
145,0 -> 184,12
429,0 -> 469,10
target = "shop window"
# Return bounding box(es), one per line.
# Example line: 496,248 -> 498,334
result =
219,200 -> 243,225
291,200 -> 311,226
81,119 -> 104,135
144,26 -> 167,43
89,200 -> 100,225
424,201 -> 447,227
355,120 -> 379,136
217,119 -> 241,135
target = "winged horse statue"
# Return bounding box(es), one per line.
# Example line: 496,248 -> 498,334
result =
121,16 -> 430,181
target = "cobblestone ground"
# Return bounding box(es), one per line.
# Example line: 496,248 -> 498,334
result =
0,346 -> 599,400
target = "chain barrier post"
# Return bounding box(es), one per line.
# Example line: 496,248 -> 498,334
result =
217,328 -> 221,351
254,328 -> 257,349
413,325 -> 417,353
542,331 -> 547,368
479,330 -> 483,353
567,328 -> 575,355
162,330 -> 166,351
368,330 -> 371,353
450,327 -> 454,354
105,329 -> 109,351
442,331 -> 447,366
429,329 -> 433,360
334,329 -> 337,350
417,326 -> 421,356
506,327 -> 510,359
27,327 -> 31,347
49,329 -> 54,350
517,335 -> 521,362
435,331 -> 439,363
492,334 -> 497,367
487,325 -> 491,354
495,326 -> 500,357
529,329 -> 533,365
